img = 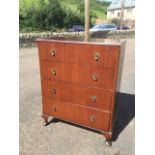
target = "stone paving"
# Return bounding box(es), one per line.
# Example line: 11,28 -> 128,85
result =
19,40 -> 135,155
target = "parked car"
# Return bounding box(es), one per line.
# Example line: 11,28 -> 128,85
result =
69,25 -> 84,32
90,23 -> 117,32
117,25 -> 129,30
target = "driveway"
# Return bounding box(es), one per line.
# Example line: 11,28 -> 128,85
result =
19,39 -> 135,155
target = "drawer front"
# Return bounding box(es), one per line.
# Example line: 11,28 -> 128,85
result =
42,79 -> 113,111
77,106 -> 110,131
40,62 -> 115,90
38,42 -> 119,69
40,62 -> 76,83
84,45 -> 119,69
38,42 -> 84,64
38,42 -> 64,62
42,98 -> 77,122
80,65 -> 115,89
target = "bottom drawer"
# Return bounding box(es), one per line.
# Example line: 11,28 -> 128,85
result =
43,98 -> 77,123
42,98 -> 110,132
77,107 -> 110,131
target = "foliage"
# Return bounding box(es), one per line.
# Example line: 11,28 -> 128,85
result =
19,0 -> 109,32
19,0 -> 65,31
63,9 -> 84,28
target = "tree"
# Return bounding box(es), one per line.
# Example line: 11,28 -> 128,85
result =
45,0 -> 65,28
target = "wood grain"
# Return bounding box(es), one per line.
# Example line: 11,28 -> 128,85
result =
41,79 -> 113,111
37,39 -> 121,141
40,62 -> 115,90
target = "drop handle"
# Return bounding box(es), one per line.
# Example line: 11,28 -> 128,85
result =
94,52 -> 100,61
51,88 -> 56,95
50,49 -> 56,56
91,96 -> 97,102
89,115 -> 96,122
51,68 -> 56,75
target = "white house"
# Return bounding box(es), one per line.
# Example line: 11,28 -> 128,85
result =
107,0 -> 135,21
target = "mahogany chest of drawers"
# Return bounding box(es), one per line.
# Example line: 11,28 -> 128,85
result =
37,39 -> 121,146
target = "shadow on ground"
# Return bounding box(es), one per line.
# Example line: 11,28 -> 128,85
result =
47,92 -> 135,141
112,92 -> 135,141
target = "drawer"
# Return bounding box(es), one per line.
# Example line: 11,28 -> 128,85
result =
80,65 -> 115,89
77,106 -> 110,131
38,42 -> 84,64
84,45 -> 119,69
40,62 -> 115,90
38,42 -> 64,62
40,62 -> 76,83
42,98 -> 77,122
42,79 -> 113,111
38,42 -> 119,69
43,98 -> 110,131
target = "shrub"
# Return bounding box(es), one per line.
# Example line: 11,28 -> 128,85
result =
63,9 -> 84,28
19,0 -> 105,32
19,0 -> 86,31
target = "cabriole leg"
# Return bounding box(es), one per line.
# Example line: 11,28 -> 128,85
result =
102,132 -> 112,147
42,114 -> 49,126
105,139 -> 112,147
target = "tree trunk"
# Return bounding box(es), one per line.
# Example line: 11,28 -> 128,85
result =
84,0 -> 90,42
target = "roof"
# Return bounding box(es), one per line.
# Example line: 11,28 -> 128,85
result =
107,0 -> 135,10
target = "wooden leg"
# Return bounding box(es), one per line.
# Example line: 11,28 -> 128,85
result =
103,132 -> 112,147
42,114 -> 49,126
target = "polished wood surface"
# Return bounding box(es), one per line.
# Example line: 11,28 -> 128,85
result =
38,41 -> 119,69
42,97 -> 110,131
40,62 -> 115,89
37,39 -> 121,143
41,79 -> 113,111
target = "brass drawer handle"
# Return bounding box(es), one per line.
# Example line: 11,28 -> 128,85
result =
91,96 -> 96,102
50,49 -> 56,56
52,106 -> 57,112
94,52 -> 100,61
51,68 -> 56,75
51,88 -> 56,95
90,115 -> 96,122
92,74 -> 98,81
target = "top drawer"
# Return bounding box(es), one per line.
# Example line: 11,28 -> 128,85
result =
37,42 -> 120,69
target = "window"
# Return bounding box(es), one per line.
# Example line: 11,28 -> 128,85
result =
109,25 -> 115,28
107,24 -> 116,28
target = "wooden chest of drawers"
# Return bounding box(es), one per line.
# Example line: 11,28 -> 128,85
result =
37,39 -> 121,146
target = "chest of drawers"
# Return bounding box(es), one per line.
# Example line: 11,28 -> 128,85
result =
37,39 -> 121,146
